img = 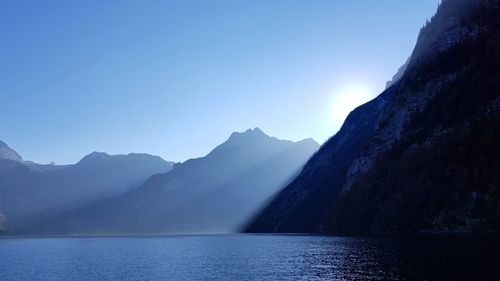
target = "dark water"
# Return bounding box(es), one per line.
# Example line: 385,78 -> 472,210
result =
0,234 -> 499,281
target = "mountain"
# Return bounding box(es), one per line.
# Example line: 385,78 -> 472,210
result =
385,58 -> 409,89
0,140 -> 22,162
0,141 -> 69,172
23,128 -> 319,235
0,145 -> 174,231
246,85 -> 397,233
247,0 -> 500,235
22,161 -> 70,172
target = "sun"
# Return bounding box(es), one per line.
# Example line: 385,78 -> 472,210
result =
330,85 -> 373,127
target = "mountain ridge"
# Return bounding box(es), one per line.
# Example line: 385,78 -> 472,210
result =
0,145 -> 174,232
22,128 -> 319,235
246,0 -> 500,235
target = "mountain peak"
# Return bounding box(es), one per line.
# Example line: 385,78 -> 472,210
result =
245,127 -> 265,134
0,140 -> 23,162
409,0 -> 485,68
207,128 -> 294,159
228,127 -> 268,141
77,152 -> 110,165
298,138 -> 319,147
242,127 -> 268,138
86,151 -> 109,158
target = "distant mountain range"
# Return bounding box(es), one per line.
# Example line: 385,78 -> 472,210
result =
3,0 -> 499,237
247,0 -> 500,235
21,128 -> 318,235
0,144 -> 174,233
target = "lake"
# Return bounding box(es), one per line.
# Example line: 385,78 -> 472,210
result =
0,234 -> 499,281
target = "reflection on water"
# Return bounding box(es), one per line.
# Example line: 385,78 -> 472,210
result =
0,234 -> 499,281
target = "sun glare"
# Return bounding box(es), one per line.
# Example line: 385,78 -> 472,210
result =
331,85 -> 373,127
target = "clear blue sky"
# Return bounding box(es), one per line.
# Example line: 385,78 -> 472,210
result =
1,0 -> 440,164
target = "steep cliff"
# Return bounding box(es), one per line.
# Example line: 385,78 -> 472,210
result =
328,0 -> 500,234
247,0 -> 500,234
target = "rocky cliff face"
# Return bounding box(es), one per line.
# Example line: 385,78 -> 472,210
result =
410,0 -> 485,67
385,58 -> 409,89
247,0 -> 500,234
343,0 -> 494,193
328,0 -> 500,234
0,140 -> 22,162
246,86 -> 397,233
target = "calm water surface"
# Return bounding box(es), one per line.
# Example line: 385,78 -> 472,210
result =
0,234 -> 499,281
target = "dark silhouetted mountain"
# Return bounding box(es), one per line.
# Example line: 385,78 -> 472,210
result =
385,57 -> 409,89
25,128 -> 319,235
0,140 -> 22,162
0,148 -> 174,231
247,0 -> 500,235
246,84 -> 397,233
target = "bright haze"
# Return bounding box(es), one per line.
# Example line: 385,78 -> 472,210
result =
1,0 -> 439,164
